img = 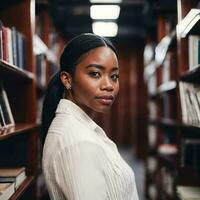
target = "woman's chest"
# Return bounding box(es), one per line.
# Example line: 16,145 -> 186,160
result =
97,137 -> 135,198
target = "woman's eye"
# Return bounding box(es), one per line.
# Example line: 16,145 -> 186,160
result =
89,71 -> 101,78
111,74 -> 119,81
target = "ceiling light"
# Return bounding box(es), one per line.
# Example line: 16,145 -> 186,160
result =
90,5 -> 120,19
90,0 -> 122,3
92,22 -> 118,37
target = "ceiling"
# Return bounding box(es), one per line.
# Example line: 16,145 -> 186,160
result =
36,0 -> 177,44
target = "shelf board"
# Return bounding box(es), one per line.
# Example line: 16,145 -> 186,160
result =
179,123 -> 200,138
0,59 -> 34,82
180,122 -> 200,129
149,118 -> 178,130
149,118 -> 200,137
180,65 -> 200,84
158,81 -> 177,94
10,176 -> 35,200
177,8 -> 200,38
160,118 -> 178,128
148,92 -> 159,100
158,153 -> 177,170
0,123 -> 40,140
148,118 -> 158,125
178,167 -> 200,186
148,81 -> 177,100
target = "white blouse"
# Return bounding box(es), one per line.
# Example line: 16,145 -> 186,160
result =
42,99 -> 139,200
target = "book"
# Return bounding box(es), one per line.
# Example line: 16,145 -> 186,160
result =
155,31 -> 175,65
36,54 -> 47,87
15,31 -> 27,70
0,104 -> 6,129
160,167 -> 174,196
0,21 -> 3,60
0,82 -> 15,129
179,82 -> 200,125
158,144 -> 178,155
0,182 -> 15,200
0,167 -> 26,190
177,185 -> 200,200
7,27 -> 13,65
181,139 -> 200,173
148,125 -> 157,147
2,26 -> 8,62
11,27 -> 17,66
177,8 -> 200,37
147,156 -> 157,173
188,35 -> 200,70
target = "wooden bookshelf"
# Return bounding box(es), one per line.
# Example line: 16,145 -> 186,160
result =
149,118 -> 178,129
180,65 -> 200,83
158,81 -> 177,94
145,1 -> 200,199
178,167 -> 200,186
0,123 -> 40,141
0,59 -> 34,82
158,153 -> 177,170
10,176 -> 35,200
34,2 -> 59,199
148,81 -> 177,100
0,0 -> 39,199
177,8 -> 200,38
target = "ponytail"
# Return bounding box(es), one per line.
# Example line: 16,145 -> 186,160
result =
41,71 -> 64,145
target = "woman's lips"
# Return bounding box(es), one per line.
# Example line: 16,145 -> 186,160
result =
96,96 -> 114,105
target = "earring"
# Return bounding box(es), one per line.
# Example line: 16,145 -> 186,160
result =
66,85 -> 71,90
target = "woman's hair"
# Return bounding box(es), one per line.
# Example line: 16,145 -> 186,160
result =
41,33 -> 117,144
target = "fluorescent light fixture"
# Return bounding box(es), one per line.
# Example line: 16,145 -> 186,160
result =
90,5 -> 120,19
92,22 -> 118,37
90,0 -> 122,3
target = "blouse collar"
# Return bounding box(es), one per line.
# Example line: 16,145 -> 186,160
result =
56,99 -> 98,131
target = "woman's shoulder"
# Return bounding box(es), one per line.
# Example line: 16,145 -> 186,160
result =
43,135 -> 107,167
52,110 -> 92,129
44,117 -> 102,157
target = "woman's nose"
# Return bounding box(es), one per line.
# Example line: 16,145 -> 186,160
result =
100,77 -> 114,91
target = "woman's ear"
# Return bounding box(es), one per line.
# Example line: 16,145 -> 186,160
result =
60,71 -> 72,89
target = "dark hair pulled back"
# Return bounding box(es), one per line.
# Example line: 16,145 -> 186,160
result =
41,33 -> 117,144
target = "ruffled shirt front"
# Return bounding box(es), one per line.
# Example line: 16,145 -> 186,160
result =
42,99 -> 139,200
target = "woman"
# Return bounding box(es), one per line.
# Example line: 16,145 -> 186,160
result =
42,33 -> 139,200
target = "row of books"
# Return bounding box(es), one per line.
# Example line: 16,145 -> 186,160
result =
0,20 -> 26,69
162,51 -> 177,83
181,138 -> 200,173
0,167 -> 26,199
188,35 -> 200,70
0,82 -> 15,131
179,82 -> 200,125
160,167 -> 175,196
36,54 -> 47,88
177,185 -> 200,200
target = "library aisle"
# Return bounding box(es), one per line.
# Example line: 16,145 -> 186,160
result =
119,147 -> 145,200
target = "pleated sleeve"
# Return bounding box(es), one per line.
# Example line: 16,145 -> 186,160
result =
52,141 -> 107,200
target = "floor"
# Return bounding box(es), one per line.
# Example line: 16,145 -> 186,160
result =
119,146 -> 146,200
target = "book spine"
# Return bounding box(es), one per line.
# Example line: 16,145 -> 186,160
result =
11,27 -> 17,66
7,27 -> 13,65
2,27 -> 8,62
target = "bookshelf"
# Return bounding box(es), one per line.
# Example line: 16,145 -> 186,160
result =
145,0 -> 200,199
145,1 -> 178,200
35,1 -> 59,199
0,0 -> 39,199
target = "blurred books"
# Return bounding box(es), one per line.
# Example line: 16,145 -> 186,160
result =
0,182 -> 15,200
0,167 -> 26,191
177,186 -> 200,200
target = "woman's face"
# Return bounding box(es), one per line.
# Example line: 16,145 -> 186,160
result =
71,46 -> 119,114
